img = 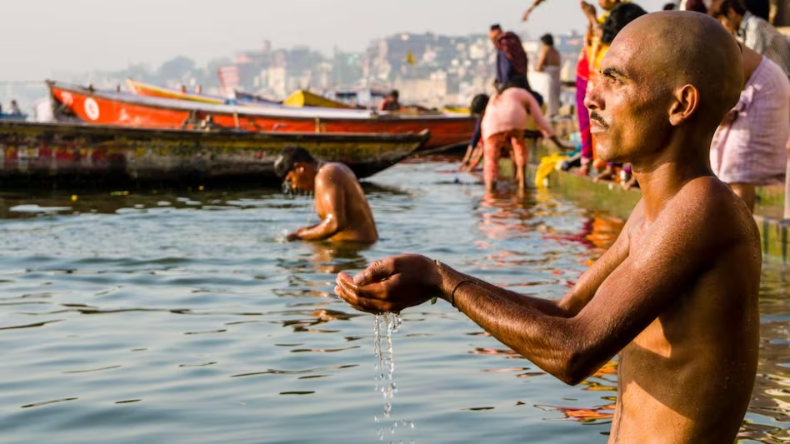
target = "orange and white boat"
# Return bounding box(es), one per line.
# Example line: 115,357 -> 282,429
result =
48,81 -> 475,151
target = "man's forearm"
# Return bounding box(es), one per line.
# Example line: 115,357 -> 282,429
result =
437,264 -> 570,319
436,264 -> 594,385
467,146 -> 484,171
297,219 -> 339,241
528,0 -> 547,12
462,145 -> 474,164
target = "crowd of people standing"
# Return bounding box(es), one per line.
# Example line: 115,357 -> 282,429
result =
462,0 -> 790,219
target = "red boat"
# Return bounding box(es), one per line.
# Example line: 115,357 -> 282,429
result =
48,81 -> 474,151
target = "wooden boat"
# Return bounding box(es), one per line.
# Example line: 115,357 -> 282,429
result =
282,90 -> 352,109
126,78 -> 227,105
234,90 -> 278,104
0,120 -> 429,184
129,80 -> 351,110
0,113 -> 28,121
48,81 -> 475,151
126,79 -> 283,107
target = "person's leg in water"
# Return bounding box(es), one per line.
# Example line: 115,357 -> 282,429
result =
510,130 -> 529,191
483,133 -> 505,192
729,183 -> 756,213
503,144 -> 516,184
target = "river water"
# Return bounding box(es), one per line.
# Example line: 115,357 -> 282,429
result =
0,159 -> 787,443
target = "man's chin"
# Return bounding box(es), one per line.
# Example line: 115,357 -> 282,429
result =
596,147 -> 621,164
595,147 -> 615,162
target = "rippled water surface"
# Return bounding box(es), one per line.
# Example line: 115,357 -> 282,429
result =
0,160 -> 787,443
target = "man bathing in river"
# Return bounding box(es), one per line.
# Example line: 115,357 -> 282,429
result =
275,147 -> 378,243
336,12 -> 761,444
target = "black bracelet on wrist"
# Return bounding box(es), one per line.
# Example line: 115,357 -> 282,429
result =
429,259 -> 475,309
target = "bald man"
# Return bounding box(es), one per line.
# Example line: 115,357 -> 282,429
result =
335,12 -> 760,443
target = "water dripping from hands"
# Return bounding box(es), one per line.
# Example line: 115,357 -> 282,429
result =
374,313 -> 415,443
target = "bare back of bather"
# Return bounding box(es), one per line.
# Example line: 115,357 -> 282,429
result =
313,163 -> 378,243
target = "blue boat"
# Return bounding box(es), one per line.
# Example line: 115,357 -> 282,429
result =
0,113 -> 27,121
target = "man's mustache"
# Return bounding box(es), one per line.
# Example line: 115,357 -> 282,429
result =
590,111 -> 610,129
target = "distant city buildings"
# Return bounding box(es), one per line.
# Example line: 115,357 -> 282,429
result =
2,31 -> 583,112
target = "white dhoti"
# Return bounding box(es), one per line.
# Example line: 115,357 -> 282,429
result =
544,65 -> 561,117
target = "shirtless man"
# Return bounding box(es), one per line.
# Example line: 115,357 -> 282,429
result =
335,12 -> 761,443
275,146 -> 378,243
535,33 -> 563,116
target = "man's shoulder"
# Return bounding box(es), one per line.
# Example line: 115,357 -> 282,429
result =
499,31 -> 521,41
317,163 -> 357,183
675,176 -> 759,243
501,87 -> 528,98
679,176 -> 740,212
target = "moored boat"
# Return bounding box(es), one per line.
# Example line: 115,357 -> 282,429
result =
0,113 -> 28,122
0,120 -> 429,184
126,79 -> 283,107
48,81 -> 474,151
126,79 -> 227,105
282,90 -> 353,109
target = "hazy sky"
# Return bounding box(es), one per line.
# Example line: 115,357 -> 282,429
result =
1,0 -> 667,81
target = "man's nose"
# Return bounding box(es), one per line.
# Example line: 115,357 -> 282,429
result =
584,83 -> 603,112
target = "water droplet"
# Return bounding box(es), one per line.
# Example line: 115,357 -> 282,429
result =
373,313 -> 414,440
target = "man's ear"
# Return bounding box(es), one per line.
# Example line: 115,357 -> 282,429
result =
669,84 -> 699,126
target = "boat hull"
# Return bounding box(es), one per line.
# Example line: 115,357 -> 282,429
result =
50,82 -> 474,151
126,79 -> 226,105
0,121 -> 427,185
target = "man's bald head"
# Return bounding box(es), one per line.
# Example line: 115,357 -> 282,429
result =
585,11 -> 743,165
613,11 -> 743,127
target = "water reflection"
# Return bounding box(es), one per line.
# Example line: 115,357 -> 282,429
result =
473,189 -> 624,270
463,184 -> 790,441
0,161 -> 787,444
741,265 -> 790,443
0,182 -> 411,221
307,242 -> 372,275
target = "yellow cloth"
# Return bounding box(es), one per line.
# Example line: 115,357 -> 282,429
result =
535,154 -> 569,188
587,26 -> 610,78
